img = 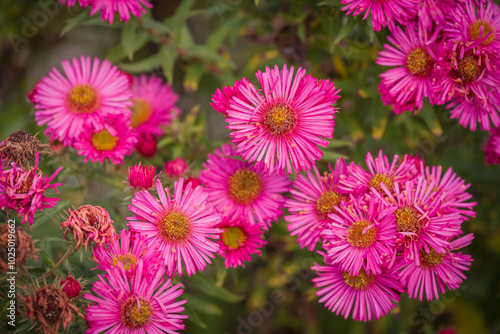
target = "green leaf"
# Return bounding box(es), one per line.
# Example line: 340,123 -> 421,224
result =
184,303 -> 208,329
119,53 -> 162,73
419,100 -> 443,136
372,97 -> 389,140
190,274 -> 244,303
108,31 -> 149,62
160,44 -> 177,84
318,0 -> 342,6
331,17 -> 357,53
34,200 -> 72,227
39,250 -> 55,268
184,293 -> 223,316
184,63 -> 205,93
122,19 -> 137,61
60,11 -> 90,37
142,20 -> 172,35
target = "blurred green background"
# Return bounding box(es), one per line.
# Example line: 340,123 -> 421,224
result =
1,0 -> 500,333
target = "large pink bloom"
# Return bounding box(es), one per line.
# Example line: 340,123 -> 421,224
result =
199,144 -> 289,230
85,260 -> 187,333
90,0 -> 153,24
285,159 -> 348,251
128,178 -> 221,277
225,64 -> 339,175
30,56 -> 132,146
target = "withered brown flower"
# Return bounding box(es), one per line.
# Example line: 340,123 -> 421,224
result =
61,205 -> 117,250
23,286 -> 82,334
0,224 -> 36,273
0,130 -> 49,167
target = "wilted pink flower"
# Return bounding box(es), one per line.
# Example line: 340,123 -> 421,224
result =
164,157 -> 188,178
61,276 -> 82,299
90,0 -> 153,24
61,205 -> 117,250
127,162 -> 156,190
485,127 -> 500,164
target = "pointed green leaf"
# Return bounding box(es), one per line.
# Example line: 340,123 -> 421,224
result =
419,100 -> 443,136
190,274 -> 244,303
184,302 -> 208,329
60,11 -> 90,37
119,53 -> 162,73
122,19 -> 137,61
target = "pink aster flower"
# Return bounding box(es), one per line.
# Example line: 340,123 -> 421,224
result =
85,260 -> 187,333
92,229 -> 162,277
399,234 -> 473,301
416,0 -> 456,31
217,218 -> 266,269
312,256 -> 404,322
128,177 -> 221,277
322,195 -> 397,276
74,114 -> 137,165
130,75 -> 180,138
377,23 -> 438,113
90,0 -> 153,24
127,162 -> 156,191
485,127 -> 500,164
225,64 -> 339,175
61,0 -> 91,7
210,79 -> 249,116
31,56 -> 132,146
199,144 -> 290,230
285,159 -> 348,251
164,157 -> 188,178
339,151 -> 417,195
0,152 -> 62,225
340,0 -> 419,32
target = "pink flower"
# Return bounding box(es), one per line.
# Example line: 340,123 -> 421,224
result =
128,178 -> 221,277
127,163 -> 156,191
61,276 -> 82,298
210,79 -> 248,116
74,114 -> 137,165
130,75 -> 179,138
217,218 -> 266,269
340,0 -> 419,32
182,177 -> 201,191
92,229 -> 162,277
60,0 -> 91,7
322,195 -> 397,276
225,64 -> 339,175
0,152 -> 62,225
285,159 -> 348,251
85,260 -> 187,333
312,256 -> 404,321
485,127 -> 500,164
199,144 -> 290,230
164,157 -> 188,178
136,134 -> 157,157
31,56 -> 132,146
90,0 -> 153,24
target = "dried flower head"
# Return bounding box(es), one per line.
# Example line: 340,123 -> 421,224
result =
61,205 -> 117,250
23,285 -> 82,334
0,130 -> 49,167
0,224 -> 36,273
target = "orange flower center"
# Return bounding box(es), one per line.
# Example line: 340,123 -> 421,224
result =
369,173 -> 394,192
131,99 -> 153,128
469,19 -> 496,45
221,226 -> 246,250
112,254 -> 137,271
263,102 -> 297,136
121,297 -> 152,329
228,168 -> 262,205
457,54 -> 481,82
406,47 -> 433,76
396,206 -> 422,234
315,190 -> 342,218
161,210 -> 190,242
420,247 -> 445,268
347,220 -> 377,248
343,268 -> 374,290
68,84 -> 98,113
92,129 -> 118,151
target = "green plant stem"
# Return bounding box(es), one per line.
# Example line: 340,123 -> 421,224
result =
37,244 -> 75,283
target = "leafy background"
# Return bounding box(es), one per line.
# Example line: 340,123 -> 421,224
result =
1,0 -> 499,333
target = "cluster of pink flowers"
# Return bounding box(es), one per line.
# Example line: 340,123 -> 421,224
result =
61,0 -> 152,24
375,0 -> 500,133
286,152 -> 476,321
29,56 -> 179,165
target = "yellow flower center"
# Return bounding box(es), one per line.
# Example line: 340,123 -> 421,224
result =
369,173 -> 394,192
343,268 -> 374,290
396,206 -> 422,234
420,247 -> 445,268
161,210 -> 190,242
263,102 -> 297,136
406,47 -> 433,76
68,84 -> 98,113
121,297 -> 152,329
315,190 -> 342,218
221,226 -> 246,250
91,129 -> 118,151
347,220 -> 377,248
469,19 -> 496,45
228,168 -> 262,205
457,54 -> 481,82
111,254 -> 137,271
131,99 -> 153,128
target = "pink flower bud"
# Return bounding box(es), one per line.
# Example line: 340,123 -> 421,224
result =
136,135 -> 157,157
164,157 -> 188,178
61,276 -> 81,298
183,176 -> 201,191
127,163 -> 156,190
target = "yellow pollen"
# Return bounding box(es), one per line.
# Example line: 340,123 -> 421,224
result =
396,206 -> 422,234
121,297 -> 152,329
343,268 -> 374,290
221,227 -> 246,250
131,99 -> 153,128
91,129 -> 118,151
111,254 -> 137,271
457,54 -> 481,82
347,220 -> 377,248
406,47 -> 433,76
369,174 -> 394,192
68,84 -> 98,113
469,19 -> 496,45
162,211 -> 190,241
420,247 -> 445,268
228,168 -> 262,205
316,190 -> 342,218
263,102 -> 297,136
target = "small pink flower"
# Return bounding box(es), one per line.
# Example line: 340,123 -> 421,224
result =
182,177 -> 201,191
164,157 -> 188,178
61,276 -> 82,299
136,134 -> 157,157
127,163 -> 156,190
90,0 -> 153,24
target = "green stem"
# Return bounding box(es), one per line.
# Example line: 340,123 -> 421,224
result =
37,244 -> 75,283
